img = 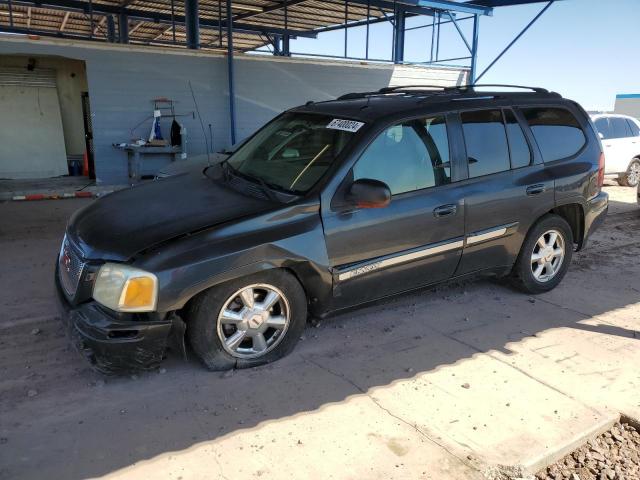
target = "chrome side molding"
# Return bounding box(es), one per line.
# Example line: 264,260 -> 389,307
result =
337,238 -> 464,282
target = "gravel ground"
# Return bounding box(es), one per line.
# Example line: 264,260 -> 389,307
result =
536,421 -> 640,480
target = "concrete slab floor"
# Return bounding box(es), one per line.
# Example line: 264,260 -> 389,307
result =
0,185 -> 639,480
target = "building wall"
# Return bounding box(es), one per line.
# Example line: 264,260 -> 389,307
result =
0,37 -> 468,185
0,55 -> 88,158
614,95 -> 640,120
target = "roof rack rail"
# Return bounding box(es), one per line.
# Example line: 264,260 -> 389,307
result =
445,84 -> 549,94
378,85 -> 446,93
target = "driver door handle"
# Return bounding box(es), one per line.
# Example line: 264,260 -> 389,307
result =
526,184 -> 546,196
433,204 -> 457,218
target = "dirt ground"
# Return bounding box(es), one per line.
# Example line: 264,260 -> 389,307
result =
1,183 -> 639,480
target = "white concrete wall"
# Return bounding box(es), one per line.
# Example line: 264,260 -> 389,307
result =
0,36 -> 469,185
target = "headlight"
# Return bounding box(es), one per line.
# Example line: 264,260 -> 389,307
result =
93,263 -> 158,312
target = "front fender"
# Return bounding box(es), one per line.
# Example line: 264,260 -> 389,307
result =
136,203 -> 333,315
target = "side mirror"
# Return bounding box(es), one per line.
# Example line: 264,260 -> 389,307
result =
347,179 -> 391,209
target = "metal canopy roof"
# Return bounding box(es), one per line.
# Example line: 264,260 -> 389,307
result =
0,0 -> 548,52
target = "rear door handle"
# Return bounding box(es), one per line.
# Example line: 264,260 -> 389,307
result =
526,184 -> 546,196
433,204 -> 457,218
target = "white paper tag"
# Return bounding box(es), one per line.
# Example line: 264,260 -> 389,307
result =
326,118 -> 365,133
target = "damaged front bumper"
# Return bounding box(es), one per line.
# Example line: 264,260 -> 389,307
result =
55,276 -> 174,374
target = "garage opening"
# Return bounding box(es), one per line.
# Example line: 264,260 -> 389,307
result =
0,55 -> 92,181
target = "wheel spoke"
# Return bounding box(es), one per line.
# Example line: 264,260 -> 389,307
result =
534,263 -> 544,278
544,261 -> 554,276
239,288 -> 254,309
220,309 -> 244,325
260,290 -> 280,311
548,232 -> 558,247
266,315 -> 287,329
553,248 -> 563,258
252,332 -> 267,352
225,330 -> 247,351
531,252 -> 543,263
537,237 -> 547,249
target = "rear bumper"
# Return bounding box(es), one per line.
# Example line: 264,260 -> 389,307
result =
581,190 -> 608,249
55,275 -> 173,374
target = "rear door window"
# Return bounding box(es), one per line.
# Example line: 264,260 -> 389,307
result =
504,109 -> 531,169
521,108 -> 586,162
610,117 -> 632,138
627,119 -> 640,137
461,109 -> 511,178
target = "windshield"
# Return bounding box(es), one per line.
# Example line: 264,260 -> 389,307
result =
227,112 -> 363,194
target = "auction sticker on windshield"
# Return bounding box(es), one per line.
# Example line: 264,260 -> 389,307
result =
326,119 -> 365,133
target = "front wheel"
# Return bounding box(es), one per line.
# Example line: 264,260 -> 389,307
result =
618,159 -> 640,187
186,270 -> 307,371
510,214 -> 573,294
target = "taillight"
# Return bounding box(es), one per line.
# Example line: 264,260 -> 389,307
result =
597,152 -> 605,189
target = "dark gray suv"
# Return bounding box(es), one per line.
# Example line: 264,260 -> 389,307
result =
56,85 -> 608,373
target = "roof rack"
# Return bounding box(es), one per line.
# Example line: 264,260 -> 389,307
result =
378,85 -> 447,93
445,84 -> 549,94
336,84 -> 553,102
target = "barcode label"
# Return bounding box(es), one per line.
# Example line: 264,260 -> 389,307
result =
326,119 -> 365,132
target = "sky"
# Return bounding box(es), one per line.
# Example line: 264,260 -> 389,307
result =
285,0 -> 640,111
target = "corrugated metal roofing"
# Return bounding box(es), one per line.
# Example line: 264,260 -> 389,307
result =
0,0 -> 402,52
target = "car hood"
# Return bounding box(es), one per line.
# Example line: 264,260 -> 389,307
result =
68,170 -> 275,261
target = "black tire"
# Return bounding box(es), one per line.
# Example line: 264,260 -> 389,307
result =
186,269 -> 307,371
510,214 -> 573,294
618,159 -> 640,187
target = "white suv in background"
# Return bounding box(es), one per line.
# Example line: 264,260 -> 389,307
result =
591,114 -> 640,187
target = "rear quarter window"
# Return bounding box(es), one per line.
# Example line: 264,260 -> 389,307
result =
521,107 -> 586,162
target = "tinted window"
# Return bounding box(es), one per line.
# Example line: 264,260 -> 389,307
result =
522,108 -> 586,162
628,119 -> 640,137
461,109 -> 510,178
610,117 -> 632,139
504,109 -> 531,169
353,117 -> 450,195
594,118 -> 612,140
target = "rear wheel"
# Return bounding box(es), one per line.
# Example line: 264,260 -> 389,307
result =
186,270 -> 307,371
510,214 -> 573,294
617,159 -> 640,187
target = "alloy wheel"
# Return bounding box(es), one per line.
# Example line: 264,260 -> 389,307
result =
216,284 -> 291,359
627,162 -> 640,187
530,229 -> 565,283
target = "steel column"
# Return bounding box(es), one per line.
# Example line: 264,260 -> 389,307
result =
106,14 -> 116,42
282,0 -> 291,56
393,7 -> 406,63
185,0 -> 199,49
118,12 -> 129,43
475,0 -> 554,82
469,14 -> 479,83
7,0 -> 13,26
227,0 -> 237,145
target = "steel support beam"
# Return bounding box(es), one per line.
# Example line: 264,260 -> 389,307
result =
469,14 -> 479,82
185,0 -> 199,49
474,0 -> 554,83
0,0 -> 318,38
393,7 -> 406,63
226,0 -> 237,145
118,12 -> 129,43
106,14 -> 116,42
415,0 -> 492,15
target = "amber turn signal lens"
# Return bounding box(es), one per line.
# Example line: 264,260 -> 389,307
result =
121,277 -> 156,309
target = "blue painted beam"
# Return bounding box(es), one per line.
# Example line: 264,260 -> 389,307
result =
415,0 -> 492,16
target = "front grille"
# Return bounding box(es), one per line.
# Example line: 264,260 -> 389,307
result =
58,235 -> 85,297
